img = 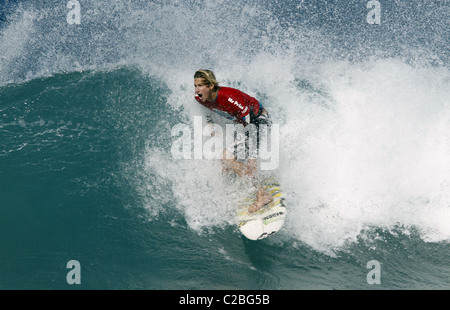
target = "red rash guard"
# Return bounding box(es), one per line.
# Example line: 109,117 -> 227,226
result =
195,87 -> 261,126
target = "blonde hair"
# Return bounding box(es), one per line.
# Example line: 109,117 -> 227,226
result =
194,69 -> 219,91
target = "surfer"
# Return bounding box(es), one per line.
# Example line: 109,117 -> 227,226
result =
194,69 -> 273,213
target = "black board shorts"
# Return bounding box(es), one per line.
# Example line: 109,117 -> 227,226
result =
226,106 -> 272,160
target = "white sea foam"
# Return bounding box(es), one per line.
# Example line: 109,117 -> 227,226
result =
142,55 -> 450,254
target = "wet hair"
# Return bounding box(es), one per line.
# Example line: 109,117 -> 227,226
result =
194,69 -> 219,91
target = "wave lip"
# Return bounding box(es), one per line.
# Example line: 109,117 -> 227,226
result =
1,0 -> 448,86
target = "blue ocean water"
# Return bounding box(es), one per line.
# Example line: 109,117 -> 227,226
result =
0,0 -> 449,290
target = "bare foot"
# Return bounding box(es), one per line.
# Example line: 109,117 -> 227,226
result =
248,189 -> 273,213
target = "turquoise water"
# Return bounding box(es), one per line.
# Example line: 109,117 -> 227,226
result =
1,0 -> 449,290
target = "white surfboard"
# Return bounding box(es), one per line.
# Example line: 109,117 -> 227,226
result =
236,177 -> 287,240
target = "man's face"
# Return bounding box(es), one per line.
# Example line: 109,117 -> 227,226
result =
194,78 -> 215,102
